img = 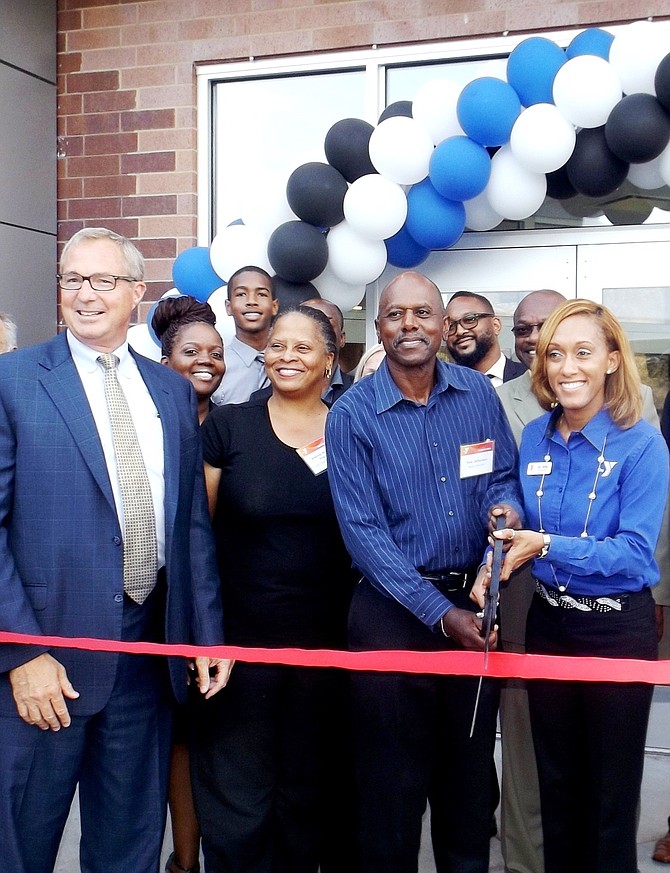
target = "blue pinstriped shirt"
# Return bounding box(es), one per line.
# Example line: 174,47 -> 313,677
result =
326,359 -> 523,628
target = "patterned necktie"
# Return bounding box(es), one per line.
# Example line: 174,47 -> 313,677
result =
98,353 -> 158,604
256,351 -> 269,390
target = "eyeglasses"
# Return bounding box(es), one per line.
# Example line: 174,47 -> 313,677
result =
446,312 -> 493,336
511,322 -> 544,338
57,273 -> 139,292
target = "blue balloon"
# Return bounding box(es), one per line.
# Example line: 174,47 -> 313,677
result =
385,224 -> 430,269
566,28 -> 614,61
507,37 -> 566,106
457,78 -> 521,147
172,247 -> 223,302
405,179 -> 465,251
429,136 -> 491,202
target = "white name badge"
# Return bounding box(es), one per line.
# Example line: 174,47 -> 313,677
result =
527,461 -> 553,476
296,437 -> 328,476
460,439 -> 494,478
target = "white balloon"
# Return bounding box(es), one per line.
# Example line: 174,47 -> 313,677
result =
326,221 -> 387,286
343,174 -> 408,241
128,324 -> 161,361
313,263 -> 366,310
411,78 -> 464,145
206,285 -> 236,345
553,55 -> 622,128
368,116 -> 434,185
609,20 -> 669,96
463,189 -> 504,231
510,103 -> 576,174
486,146 -> 547,221
209,224 -> 271,283
627,149 -> 668,190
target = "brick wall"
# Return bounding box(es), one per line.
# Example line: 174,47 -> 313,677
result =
57,0 -> 670,318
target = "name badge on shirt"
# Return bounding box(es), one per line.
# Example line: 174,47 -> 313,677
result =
527,461 -> 553,476
296,437 -> 327,476
460,439 -> 494,478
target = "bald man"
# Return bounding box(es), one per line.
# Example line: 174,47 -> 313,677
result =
327,271 -> 523,873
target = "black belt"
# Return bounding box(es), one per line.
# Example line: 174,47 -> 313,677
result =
420,567 -> 476,593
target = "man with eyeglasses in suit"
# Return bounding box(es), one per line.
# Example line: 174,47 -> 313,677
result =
445,291 -> 526,387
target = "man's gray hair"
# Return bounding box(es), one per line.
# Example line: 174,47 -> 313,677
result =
0,312 -> 18,351
60,227 -> 145,280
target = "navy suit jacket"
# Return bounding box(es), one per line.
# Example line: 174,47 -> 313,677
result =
0,332 -> 224,715
502,356 -> 527,383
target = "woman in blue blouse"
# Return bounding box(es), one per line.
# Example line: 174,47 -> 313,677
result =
477,299 -> 668,873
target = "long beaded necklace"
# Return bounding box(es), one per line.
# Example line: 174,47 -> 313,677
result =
535,421 -> 610,593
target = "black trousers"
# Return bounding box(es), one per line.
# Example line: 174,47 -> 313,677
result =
526,588 -> 657,873
190,661 -> 342,873
348,579 -> 499,873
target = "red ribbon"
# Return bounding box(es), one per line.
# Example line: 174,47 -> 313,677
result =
0,631 -> 666,684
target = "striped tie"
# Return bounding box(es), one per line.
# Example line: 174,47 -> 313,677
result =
98,353 -> 158,604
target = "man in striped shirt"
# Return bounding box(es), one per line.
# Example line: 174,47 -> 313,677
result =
326,270 -> 523,873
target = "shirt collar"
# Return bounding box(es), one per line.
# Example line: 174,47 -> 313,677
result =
66,330 -> 132,375
485,352 -> 506,383
374,357 -> 470,414
229,334 -> 264,367
543,405 -> 613,450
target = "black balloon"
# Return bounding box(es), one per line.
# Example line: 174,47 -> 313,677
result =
566,127 -> 629,198
378,100 -> 412,123
546,165 -> 578,201
272,277 -> 320,311
605,93 -> 670,163
286,162 -> 348,228
655,52 -> 670,114
324,118 -> 377,183
268,221 -> 329,284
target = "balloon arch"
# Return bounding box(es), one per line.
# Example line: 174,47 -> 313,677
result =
160,22 -> 670,331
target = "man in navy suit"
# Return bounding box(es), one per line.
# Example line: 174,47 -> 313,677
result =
0,228 -> 232,873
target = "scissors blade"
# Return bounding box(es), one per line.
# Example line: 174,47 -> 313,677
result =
481,515 -> 505,669
470,515 -> 506,738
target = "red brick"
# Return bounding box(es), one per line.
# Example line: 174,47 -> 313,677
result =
58,136 -> 84,157
58,93 -> 83,115
123,195 -> 177,217
67,154 -> 121,177
140,238 -> 177,259
58,51 -> 82,74
66,70 -> 119,93
83,4 -> 138,27
121,152 -> 176,174
120,109 -> 175,131
58,177 -> 84,200
69,197 -> 122,219
58,9 -> 83,31
83,90 -> 136,113
84,132 -> 138,156
78,46 -> 139,73
82,218 -> 139,240
67,112 -> 119,135
84,175 -> 137,197
68,27 -> 122,51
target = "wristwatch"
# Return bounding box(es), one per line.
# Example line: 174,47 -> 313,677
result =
538,533 -> 551,558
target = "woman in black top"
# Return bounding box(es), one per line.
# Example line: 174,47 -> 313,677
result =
152,295 -> 225,873
191,306 -> 355,873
